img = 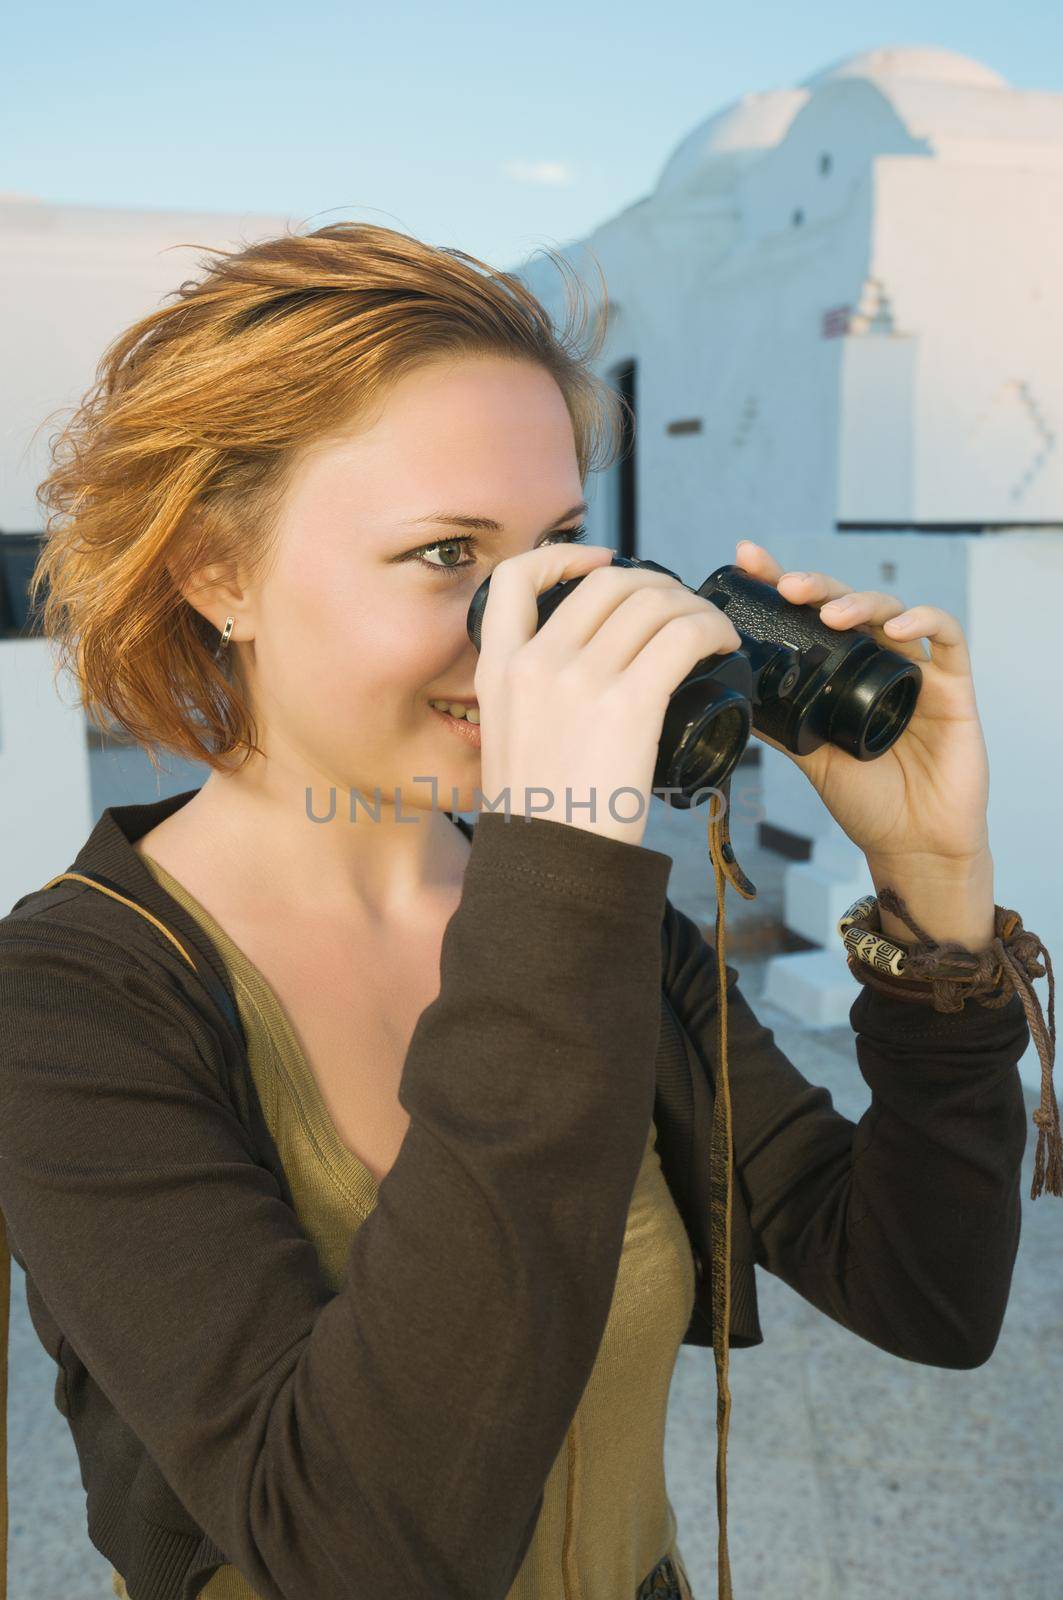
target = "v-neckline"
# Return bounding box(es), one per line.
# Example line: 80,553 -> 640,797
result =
138,851 -> 385,1217
135,810 -> 475,1216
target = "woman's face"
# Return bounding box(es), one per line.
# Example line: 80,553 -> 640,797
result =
233,353 -> 589,815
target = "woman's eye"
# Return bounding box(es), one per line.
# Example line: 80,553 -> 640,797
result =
407,524 -> 590,578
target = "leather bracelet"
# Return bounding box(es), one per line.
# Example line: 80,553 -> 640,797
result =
838,886 -> 1060,1201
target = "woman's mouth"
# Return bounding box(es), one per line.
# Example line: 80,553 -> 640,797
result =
428,700 -> 482,748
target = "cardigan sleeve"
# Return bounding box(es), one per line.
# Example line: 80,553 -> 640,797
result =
0,811 -> 673,1600
660,897 -> 1031,1368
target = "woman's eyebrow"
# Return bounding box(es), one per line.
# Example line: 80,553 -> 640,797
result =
401,500 -> 589,535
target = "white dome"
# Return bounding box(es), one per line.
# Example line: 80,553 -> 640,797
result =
655,89 -> 808,195
802,45 -> 1009,93
654,45 -> 1017,199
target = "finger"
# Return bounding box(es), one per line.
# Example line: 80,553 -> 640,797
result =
819,589 -> 909,626
734,550 -> 960,678
774,568 -> 856,606
477,541 -> 614,665
815,589 -> 931,663
528,563 -> 688,664
735,546 -> 864,613
620,606 -> 744,709
734,539 -> 786,583
585,586 -> 740,681
881,604 -> 972,676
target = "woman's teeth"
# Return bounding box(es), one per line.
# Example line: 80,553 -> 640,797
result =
429,700 -> 480,724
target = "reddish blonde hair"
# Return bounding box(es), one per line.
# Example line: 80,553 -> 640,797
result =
31,221 -> 627,773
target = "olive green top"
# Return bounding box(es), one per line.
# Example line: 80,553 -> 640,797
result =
126,851 -> 696,1600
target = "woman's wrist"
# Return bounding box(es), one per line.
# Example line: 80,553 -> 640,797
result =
862,848 -> 997,952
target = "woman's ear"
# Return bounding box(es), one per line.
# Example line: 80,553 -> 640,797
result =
168,556 -> 250,644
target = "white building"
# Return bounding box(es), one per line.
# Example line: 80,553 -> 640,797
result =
2,44 -> 1059,1088
1,200 -> 290,908
519,44 -> 1063,1084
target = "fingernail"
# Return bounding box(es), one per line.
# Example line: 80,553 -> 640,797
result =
826,595 -> 857,610
784,571 -> 809,582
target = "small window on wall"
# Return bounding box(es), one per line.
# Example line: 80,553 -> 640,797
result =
819,152 -> 832,176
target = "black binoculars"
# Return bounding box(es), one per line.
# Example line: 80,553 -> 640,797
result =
465,553 -> 923,809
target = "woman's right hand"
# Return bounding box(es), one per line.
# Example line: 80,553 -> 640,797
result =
474,542 -> 742,849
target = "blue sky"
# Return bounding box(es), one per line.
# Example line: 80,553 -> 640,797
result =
7,0 -> 1061,270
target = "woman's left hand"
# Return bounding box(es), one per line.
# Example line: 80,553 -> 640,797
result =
732,539 -> 991,868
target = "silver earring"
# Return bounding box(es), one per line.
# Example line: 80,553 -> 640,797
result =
215,615 -> 235,659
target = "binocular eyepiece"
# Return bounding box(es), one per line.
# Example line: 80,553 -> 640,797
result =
465,553 -> 922,809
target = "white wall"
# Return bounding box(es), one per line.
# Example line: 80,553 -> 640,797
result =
0,640 -> 92,912
872,159 -> 1063,523
0,198 -> 289,529
967,531 -> 1063,943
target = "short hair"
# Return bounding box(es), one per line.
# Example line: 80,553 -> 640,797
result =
31,221 -> 627,774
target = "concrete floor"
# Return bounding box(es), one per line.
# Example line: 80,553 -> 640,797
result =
6,760 -> 1060,1597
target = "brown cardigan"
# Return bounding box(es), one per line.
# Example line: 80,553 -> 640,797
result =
0,790 -> 1032,1600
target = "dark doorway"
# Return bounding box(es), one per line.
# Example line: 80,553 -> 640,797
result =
0,533 -> 46,637
613,359 -> 637,559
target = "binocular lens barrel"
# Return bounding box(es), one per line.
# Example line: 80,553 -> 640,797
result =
826,649 -> 922,760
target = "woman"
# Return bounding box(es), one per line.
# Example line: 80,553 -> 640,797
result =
0,222 -> 1052,1600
